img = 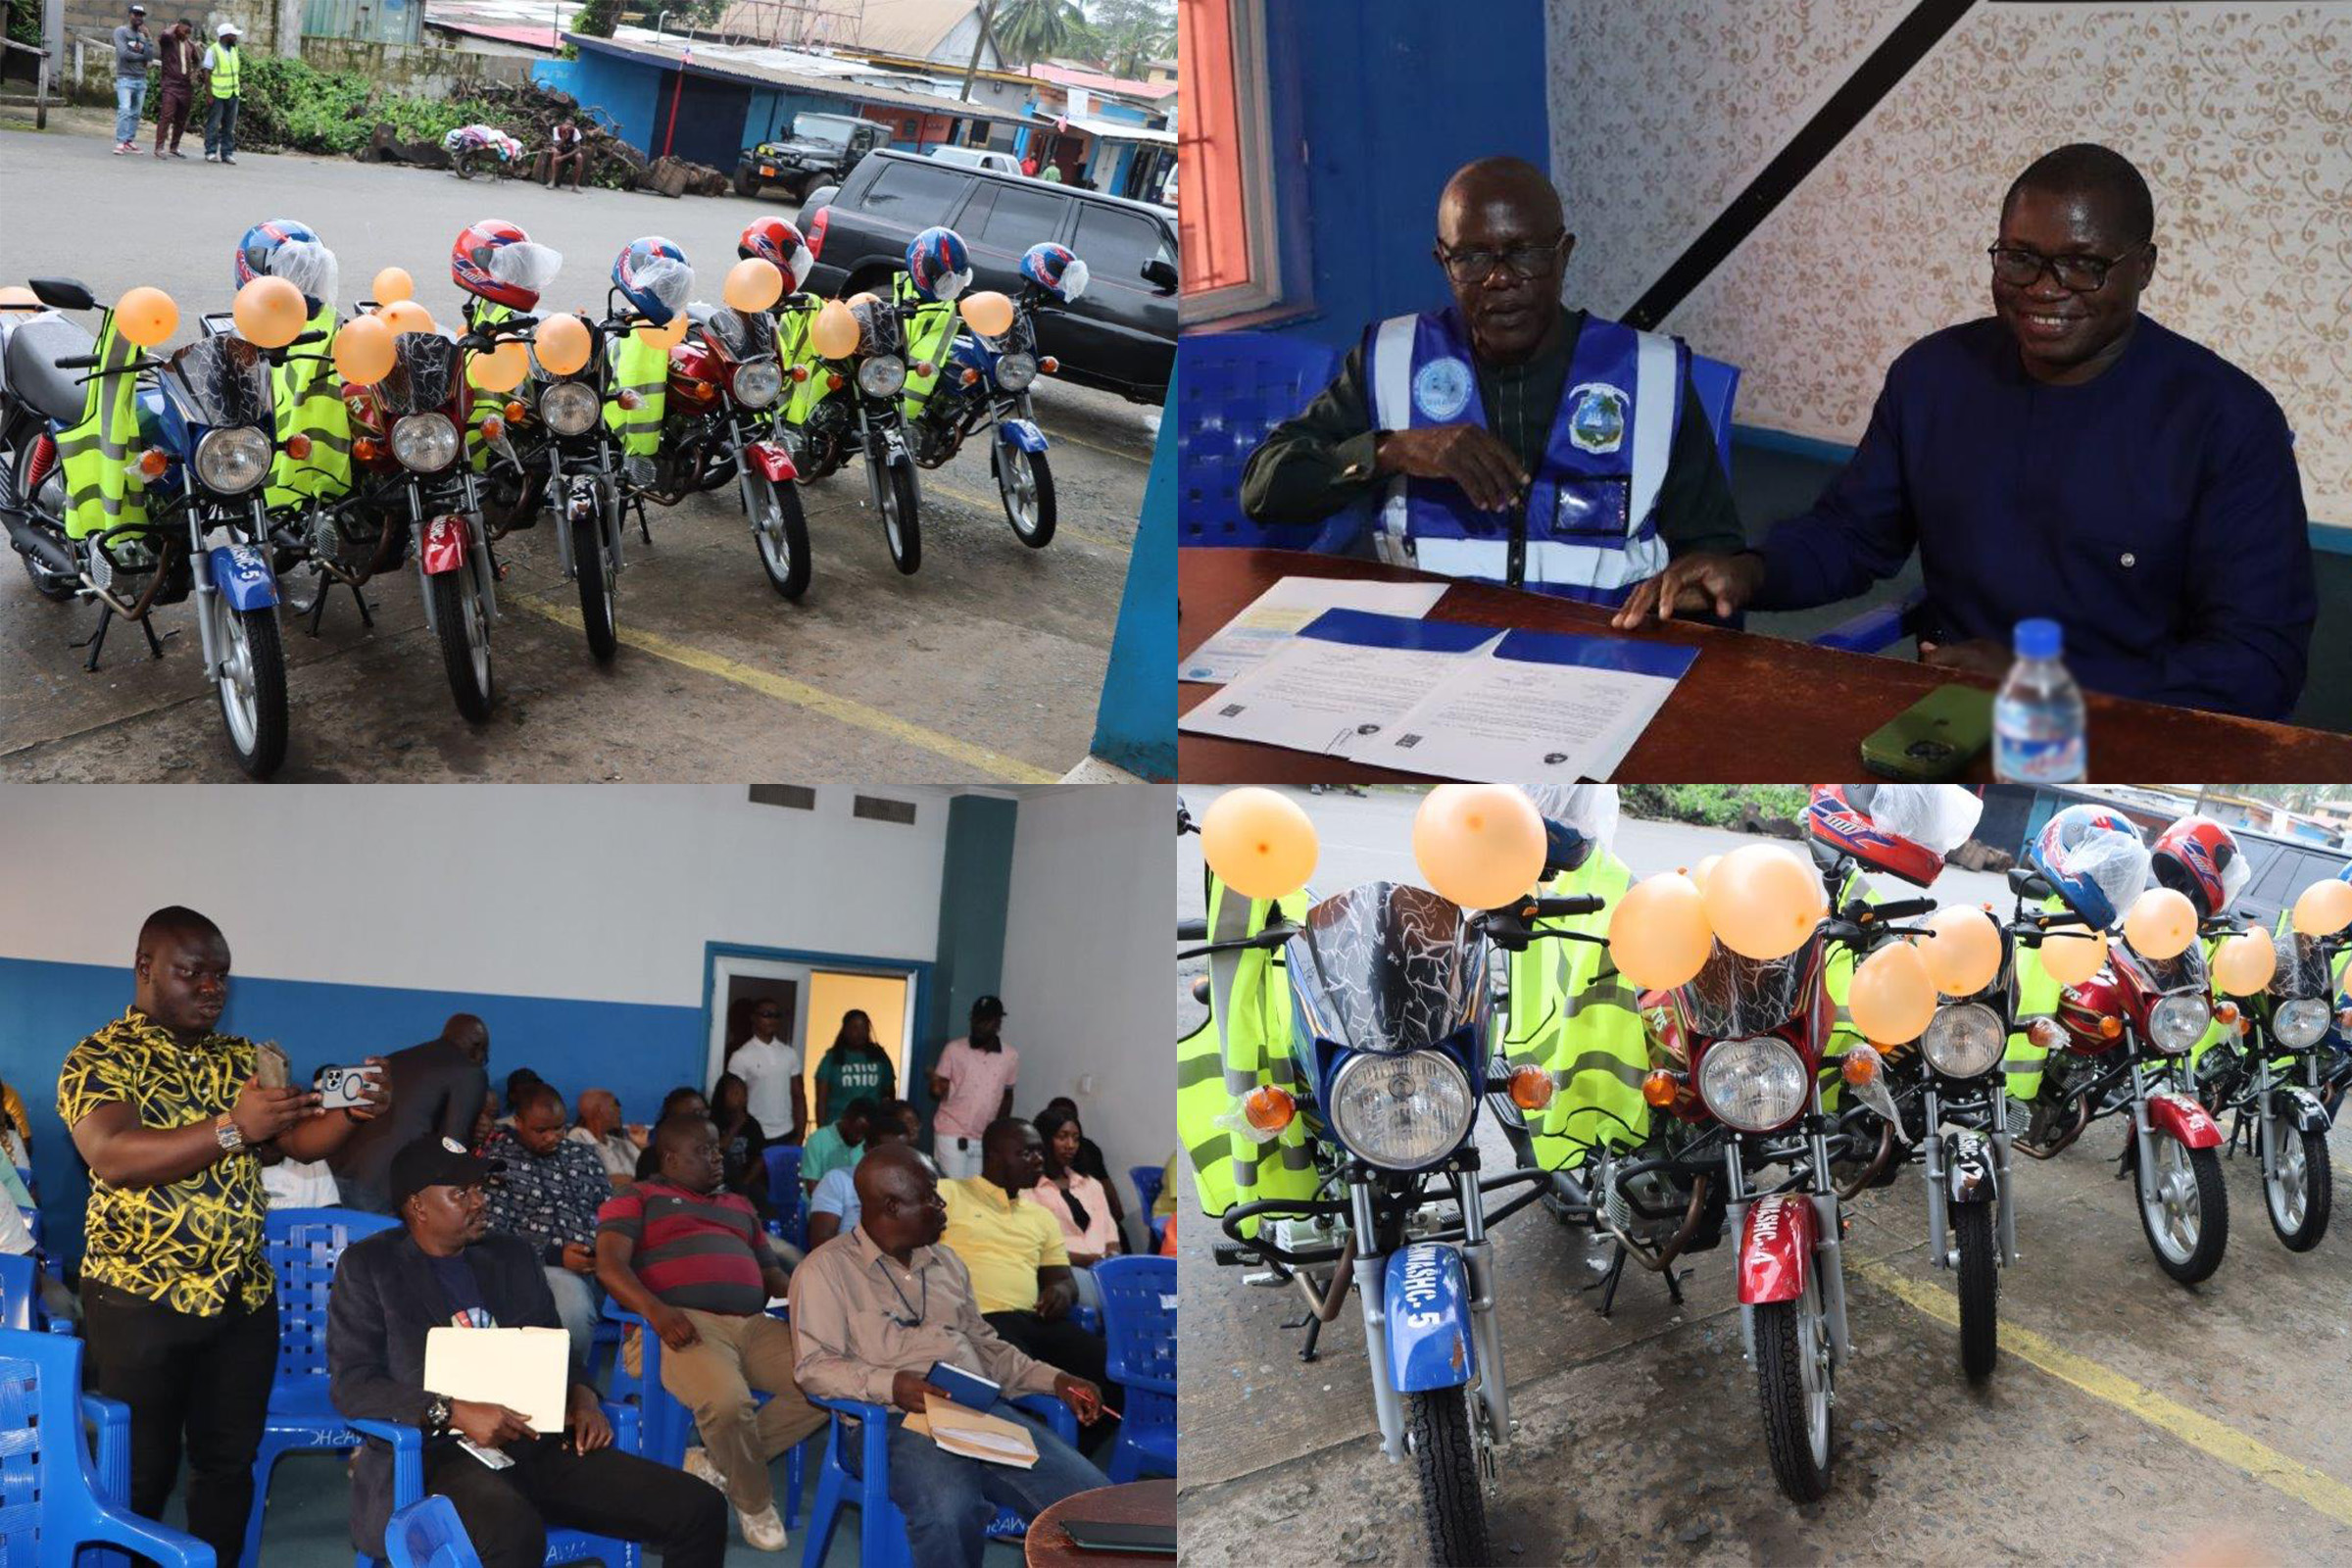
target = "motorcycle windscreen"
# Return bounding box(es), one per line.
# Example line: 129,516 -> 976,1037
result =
2266,930 -> 2334,1001
164,334 -> 272,429
2116,941 -> 2209,994
705,306 -> 775,363
378,333 -> 464,416
1673,939 -> 1819,1040
1286,881 -> 1488,1054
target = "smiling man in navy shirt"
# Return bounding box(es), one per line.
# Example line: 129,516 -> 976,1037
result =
1614,142 -> 2315,721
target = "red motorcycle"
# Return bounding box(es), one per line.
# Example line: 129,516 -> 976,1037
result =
644,304 -> 809,600
2015,924 -> 2228,1282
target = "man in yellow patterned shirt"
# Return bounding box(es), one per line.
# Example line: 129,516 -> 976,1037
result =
59,906 -> 391,1562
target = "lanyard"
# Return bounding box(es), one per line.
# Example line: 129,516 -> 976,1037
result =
879,1256 -> 928,1328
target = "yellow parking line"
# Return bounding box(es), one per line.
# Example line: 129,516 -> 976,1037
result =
1854,1256 -> 2352,1527
509,594 -> 1061,783
1047,428 -> 1152,466
920,477 -> 1132,553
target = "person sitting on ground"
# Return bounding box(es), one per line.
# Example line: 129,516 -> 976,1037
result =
709,1072 -> 772,1216
791,1143 -> 1110,1568
797,1097 -> 870,1194
543,118 -> 587,191
811,1009 -> 896,1127
567,1089 -> 646,1187
597,1113 -> 824,1554
479,1083 -> 613,1374
1039,1095 -> 1128,1248
805,1099 -> 918,1249
635,1088 -> 709,1181
327,1134 -> 727,1567
1027,1108 -> 1120,1309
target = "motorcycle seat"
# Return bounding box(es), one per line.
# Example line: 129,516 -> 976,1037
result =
4,314 -> 96,423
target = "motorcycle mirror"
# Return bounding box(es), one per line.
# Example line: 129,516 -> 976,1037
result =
29,276 -> 96,312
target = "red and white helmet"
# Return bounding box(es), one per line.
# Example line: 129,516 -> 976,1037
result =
737,218 -> 813,291
2151,815 -> 2248,921
451,219 -> 564,311
1806,784 -> 1984,888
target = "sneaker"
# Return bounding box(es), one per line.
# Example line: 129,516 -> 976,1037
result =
681,1446 -> 727,1492
204,151 -> 217,162
220,155 -> 237,165
112,141 -> 127,155
735,1504 -> 787,1552
169,147 -> 186,158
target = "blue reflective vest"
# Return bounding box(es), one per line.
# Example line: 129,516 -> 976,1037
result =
1363,307 -> 1684,607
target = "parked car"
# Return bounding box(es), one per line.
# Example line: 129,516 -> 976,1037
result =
802,150 -> 1176,403
736,112 -> 891,202
2230,827 -> 2352,932
928,145 -> 1024,177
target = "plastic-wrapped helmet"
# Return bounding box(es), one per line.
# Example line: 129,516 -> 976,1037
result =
1524,786 -> 1618,879
236,220 -> 338,313
2150,815 -> 2248,922
904,226 -> 972,303
451,220 -> 564,312
2030,806 -> 2151,930
737,218 -> 813,291
612,236 -> 694,327
1806,784 -> 1984,888
1018,241 -> 1089,302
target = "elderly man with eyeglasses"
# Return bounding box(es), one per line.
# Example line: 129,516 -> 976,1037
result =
1241,154 -> 1744,607
1614,142 -> 2313,721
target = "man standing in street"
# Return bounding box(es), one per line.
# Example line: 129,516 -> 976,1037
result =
928,996 -> 1016,1181
153,17 -> 196,159
110,4 -> 154,155
199,22 -> 242,165
330,1012 -> 490,1214
58,906 -> 391,1562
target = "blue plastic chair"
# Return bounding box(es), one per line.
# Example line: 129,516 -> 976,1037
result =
1128,1165 -> 1166,1251
1176,331 -> 1361,553
1686,353 -> 1740,482
760,1146 -> 807,1251
1093,1256 -> 1176,1482
0,1253 -> 71,1336
599,1300 -> 805,1525
797,1392 -> 1080,1568
0,1327 -> 216,1567
352,1402 -> 643,1568
381,1495 -> 478,1568
241,1207 -> 403,1568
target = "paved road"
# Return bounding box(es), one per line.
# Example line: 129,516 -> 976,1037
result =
0,129 -> 1153,781
1176,789 -> 2352,1566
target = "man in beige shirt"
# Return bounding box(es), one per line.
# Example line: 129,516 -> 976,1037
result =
791,1145 -> 1108,1568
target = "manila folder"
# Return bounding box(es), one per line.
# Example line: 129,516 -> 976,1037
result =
908,1400 -> 1040,1468
424,1326 -> 569,1434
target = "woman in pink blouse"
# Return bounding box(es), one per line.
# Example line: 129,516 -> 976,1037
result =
1031,1106 -> 1120,1310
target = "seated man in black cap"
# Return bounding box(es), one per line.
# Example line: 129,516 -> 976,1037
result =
327,1135 -> 727,1567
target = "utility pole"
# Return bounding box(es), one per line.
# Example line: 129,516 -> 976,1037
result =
957,0 -> 996,102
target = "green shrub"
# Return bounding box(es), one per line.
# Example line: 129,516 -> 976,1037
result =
1621,785 -> 1810,828
143,54 -> 499,155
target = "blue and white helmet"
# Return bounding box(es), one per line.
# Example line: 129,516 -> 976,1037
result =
237,219 -> 338,313
904,226 -> 972,302
612,236 -> 694,327
2030,806 -> 2151,931
1018,241 -> 1089,302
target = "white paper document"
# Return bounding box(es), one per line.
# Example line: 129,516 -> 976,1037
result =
423,1326 -> 570,1434
1180,575 -> 1450,685
1179,609 -> 1697,781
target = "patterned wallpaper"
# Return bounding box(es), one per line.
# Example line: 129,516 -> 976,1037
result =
1546,2 -> 2352,525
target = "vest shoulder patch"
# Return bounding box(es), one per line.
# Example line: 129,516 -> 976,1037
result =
1411,357 -> 1473,421
1566,382 -> 1629,454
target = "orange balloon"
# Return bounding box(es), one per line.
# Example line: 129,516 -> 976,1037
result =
2292,877 -> 2352,938
1703,844 -> 1827,961
1607,872 -> 1712,991
114,285 -> 178,348
1850,941 -> 1936,1044
2212,930 -> 2277,997
534,313 -> 591,376
1411,784 -> 1545,910
0,285 -> 39,310
2125,887 -> 2197,961
635,314 -> 688,352
332,315 -> 395,387
372,266 -> 415,304
471,339 -> 531,394
1914,906 -> 2001,997
232,275 -> 308,350
809,299 -> 859,360
378,299 -> 435,337
2041,926 -> 2109,988
1687,854 -> 1723,895
723,257 -> 785,313
1200,787 -> 1317,900
848,291 -> 881,309
958,290 -> 1014,337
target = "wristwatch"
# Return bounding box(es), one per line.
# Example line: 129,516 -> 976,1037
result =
423,1394 -> 452,1436
215,1114 -> 245,1153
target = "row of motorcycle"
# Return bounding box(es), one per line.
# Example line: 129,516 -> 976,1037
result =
1177,784 -> 2352,1564
0,216 -> 1087,776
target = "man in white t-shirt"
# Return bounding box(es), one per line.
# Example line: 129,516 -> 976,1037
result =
927,996 -> 1017,1181
729,999 -> 806,1144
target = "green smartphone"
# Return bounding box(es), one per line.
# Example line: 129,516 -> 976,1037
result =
1860,685 -> 1993,781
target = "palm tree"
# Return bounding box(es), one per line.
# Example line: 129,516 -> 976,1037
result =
991,0 -> 1082,66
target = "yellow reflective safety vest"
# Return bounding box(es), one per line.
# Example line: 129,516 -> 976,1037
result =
892,273 -> 959,420
208,41 -> 240,98
266,301 -> 353,508
2005,895 -> 2074,1100
776,299 -> 828,427
1494,852 -> 1644,1171
603,324 -> 668,458
57,316 -> 148,542
465,300 -> 513,474
1176,876 -> 1316,1237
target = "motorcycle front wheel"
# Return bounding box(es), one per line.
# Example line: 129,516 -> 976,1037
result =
569,476 -> 617,662
992,441 -> 1056,547
1404,1387 -> 1491,1568
2265,1118 -> 2331,1251
213,598 -> 287,779
1753,1269 -> 1834,1502
874,458 -> 920,575
2137,1136 -> 2229,1284
1954,1200 -> 1998,1382
428,566 -> 493,721
746,467 -> 810,601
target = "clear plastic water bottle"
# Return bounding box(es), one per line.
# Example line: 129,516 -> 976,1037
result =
1993,618 -> 2086,783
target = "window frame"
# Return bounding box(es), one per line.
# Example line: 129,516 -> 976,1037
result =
1180,0 -> 1298,325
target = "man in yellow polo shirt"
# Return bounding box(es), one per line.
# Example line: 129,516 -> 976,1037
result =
939,1118 -> 1115,1446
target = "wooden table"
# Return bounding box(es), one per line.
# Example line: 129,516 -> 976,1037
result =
1178,550 -> 2352,782
1023,1479 -> 1177,1567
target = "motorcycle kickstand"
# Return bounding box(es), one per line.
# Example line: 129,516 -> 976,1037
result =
350,581 -> 375,628
1277,1312 -> 1323,1363
72,605 -> 168,671
1584,1240 -> 1631,1318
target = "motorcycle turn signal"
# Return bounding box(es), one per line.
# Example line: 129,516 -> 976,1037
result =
1243,1085 -> 1296,1134
1507,1065 -> 1553,1111
1642,1069 -> 1681,1108
284,433 -> 313,461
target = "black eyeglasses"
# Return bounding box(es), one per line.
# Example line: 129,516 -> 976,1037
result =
1987,243 -> 2147,294
1435,233 -> 1566,285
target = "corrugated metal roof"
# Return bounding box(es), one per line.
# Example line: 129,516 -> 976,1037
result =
563,30 -> 1052,125
1027,62 -> 1178,102
841,0 -> 979,58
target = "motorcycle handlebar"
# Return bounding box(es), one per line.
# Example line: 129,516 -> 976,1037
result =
1175,918 -> 1207,943
1529,894 -> 1604,918
1858,896 -> 1938,922
55,354 -> 100,368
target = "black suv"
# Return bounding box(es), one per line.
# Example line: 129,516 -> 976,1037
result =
736,113 -> 891,202
803,150 -> 1176,404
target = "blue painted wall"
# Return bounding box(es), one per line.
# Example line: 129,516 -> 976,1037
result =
0,957 -> 701,1270
926,796 -> 1018,1087
533,52 -> 663,154
1089,374 -> 1176,778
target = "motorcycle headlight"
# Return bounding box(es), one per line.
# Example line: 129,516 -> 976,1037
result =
2147,993 -> 2212,1055
994,352 -> 1038,393
540,381 -> 599,436
1920,1002 -> 2005,1080
391,413 -> 460,473
856,354 -> 907,399
1696,1036 -> 1810,1133
193,426 -> 270,495
731,360 -> 782,410
1327,1052 -> 1472,1171
2273,998 -> 2330,1051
